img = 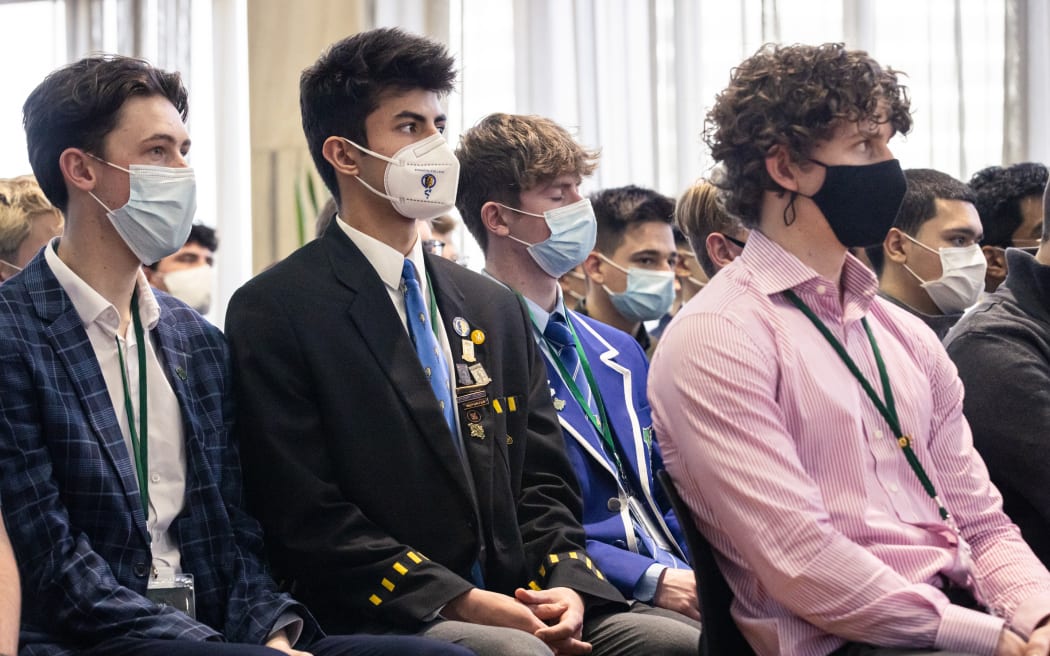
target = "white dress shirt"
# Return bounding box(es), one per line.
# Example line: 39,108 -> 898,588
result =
45,240 -> 186,576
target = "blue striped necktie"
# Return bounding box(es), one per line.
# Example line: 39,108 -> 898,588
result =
402,259 -> 456,439
544,312 -> 595,415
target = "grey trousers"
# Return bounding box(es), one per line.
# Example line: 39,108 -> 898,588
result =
416,601 -> 702,656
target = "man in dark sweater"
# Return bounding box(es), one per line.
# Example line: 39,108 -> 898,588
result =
944,178 -> 1050,567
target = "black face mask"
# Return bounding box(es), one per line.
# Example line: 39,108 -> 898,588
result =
799,158 -> 907,248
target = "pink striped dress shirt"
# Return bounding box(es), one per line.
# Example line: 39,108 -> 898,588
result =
649,230 -> 1050,656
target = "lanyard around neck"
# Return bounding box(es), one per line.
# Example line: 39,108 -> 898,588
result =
524,301 -> 632,489
116,290 -> 150,517
424,267 -> 440,340
783,289 -> 956,529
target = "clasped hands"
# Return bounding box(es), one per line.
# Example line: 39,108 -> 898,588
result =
444,586 -> 591,655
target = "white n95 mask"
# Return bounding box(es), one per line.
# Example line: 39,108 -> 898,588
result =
903,234 -> 987,314
502,198 -> 598,278
343,134 -> 460,221
162,265 -> 214,314
89,160 -> 197,266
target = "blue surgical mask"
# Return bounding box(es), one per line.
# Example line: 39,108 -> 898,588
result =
500,198 -> 597,278
599,254 -> 676,322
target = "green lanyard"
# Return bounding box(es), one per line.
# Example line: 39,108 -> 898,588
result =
115,291 -> 150,517
783,289 -> 956,529
424,268 -> 439,340
525,301 -> 632,491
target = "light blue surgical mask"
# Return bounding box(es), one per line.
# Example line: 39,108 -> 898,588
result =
88,156 -> 196,265
599,254 -> 676,322
500,198 -> 597,278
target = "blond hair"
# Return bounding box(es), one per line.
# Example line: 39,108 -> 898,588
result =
674,179 -> 741,278
0,175 -> 61,261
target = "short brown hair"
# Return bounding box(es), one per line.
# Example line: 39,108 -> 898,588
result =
23,55 -> 188,213
0,175 -> 62,262
456,113 -> 599,252
705,43 -> 912,228
431,213 -> 457,237
675,179 -> 741,278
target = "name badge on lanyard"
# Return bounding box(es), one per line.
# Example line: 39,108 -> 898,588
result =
147,567 -> 197,619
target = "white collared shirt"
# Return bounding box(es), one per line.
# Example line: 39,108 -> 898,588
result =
45,239 -> 187,575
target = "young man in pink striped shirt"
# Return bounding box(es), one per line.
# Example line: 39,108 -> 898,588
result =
648,43 -> 1050,656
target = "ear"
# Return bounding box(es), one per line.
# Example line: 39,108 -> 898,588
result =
59,148 -> 100,193
765,144 -> 803,192
322,136 -> 361,177
481,201 -> 509,237
982,244 -> 1007,281
581,251 -> 606,284
705,233 -> 738,271
883,227 -> 909,264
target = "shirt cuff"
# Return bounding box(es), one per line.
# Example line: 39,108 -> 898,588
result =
268,612 -> 303,647
633,563 -> 667,603
1008,591 -> 1050,638
934,604 -> 1004,656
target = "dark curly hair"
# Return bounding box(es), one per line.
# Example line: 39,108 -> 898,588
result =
704,43 -> 912,228
968,163 -> 1048,247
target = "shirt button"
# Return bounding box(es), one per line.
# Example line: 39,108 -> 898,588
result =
889,484 -> 900,493
874,429 -> 883,438
816,285 -> 827,295
607,498 -> 622,512
133,562 -> 149,577
150,473 -> 161,483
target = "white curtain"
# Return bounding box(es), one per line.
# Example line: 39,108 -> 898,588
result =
65,0 -> 191,81
450,0 -> 1024,198
1004,0 -> 1050,165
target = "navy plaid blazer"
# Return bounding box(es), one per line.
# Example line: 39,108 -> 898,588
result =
0,250 -> 316,655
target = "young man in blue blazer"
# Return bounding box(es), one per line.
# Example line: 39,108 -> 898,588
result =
0,54 -> 465,656
455,112 -> 701,654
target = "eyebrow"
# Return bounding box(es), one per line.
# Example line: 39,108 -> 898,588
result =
142,133 -> 192,149
393,110 -> 447,124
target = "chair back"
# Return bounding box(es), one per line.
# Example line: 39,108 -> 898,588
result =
657,469 -> 756,656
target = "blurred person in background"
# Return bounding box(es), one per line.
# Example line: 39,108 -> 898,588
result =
0,175 -> 63,282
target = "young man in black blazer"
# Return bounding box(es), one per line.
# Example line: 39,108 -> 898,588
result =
226,28 -> 649,656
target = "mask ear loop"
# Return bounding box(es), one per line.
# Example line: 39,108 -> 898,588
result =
783,191 -> 799,227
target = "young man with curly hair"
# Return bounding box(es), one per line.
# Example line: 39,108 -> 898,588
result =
648,43 -> 1050,656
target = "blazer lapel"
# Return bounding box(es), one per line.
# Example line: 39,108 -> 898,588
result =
426,257 -> 491,511
571,314 -> 686,559
323,229 -> 474,499
29,258 -> 148,541
153,308 -> 197,444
